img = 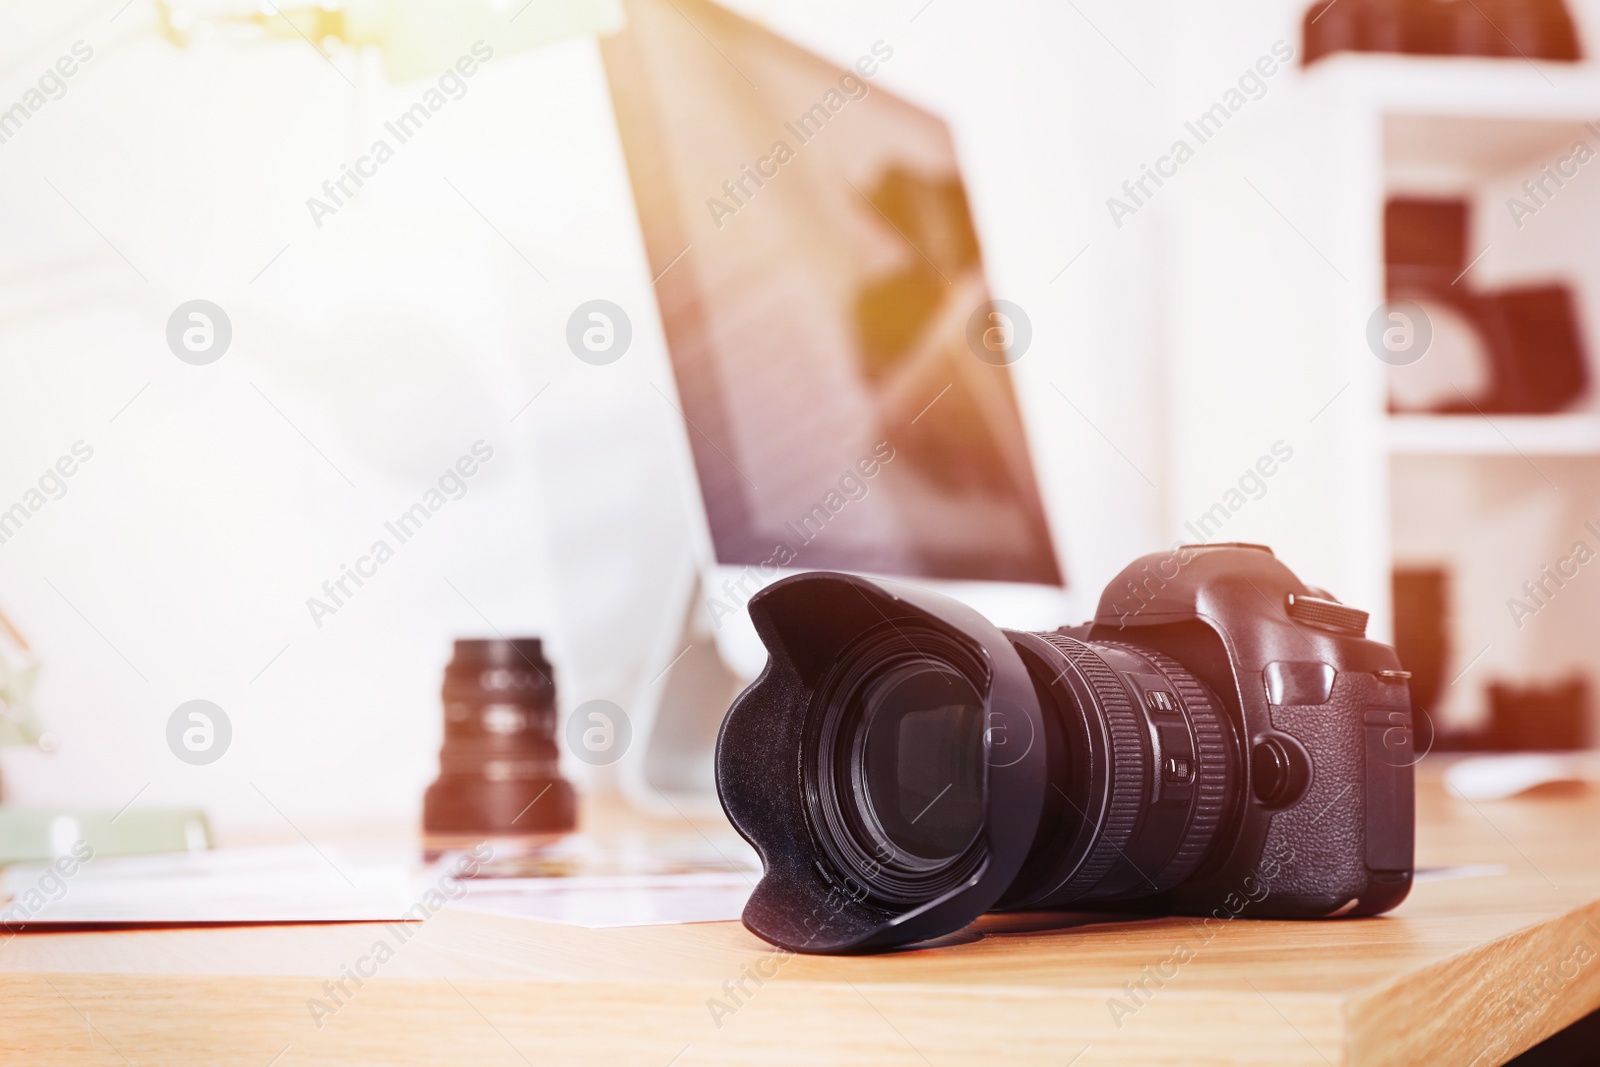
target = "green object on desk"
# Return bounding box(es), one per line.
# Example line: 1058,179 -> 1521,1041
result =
0,609 -> 210,865
0,806 -> 211,865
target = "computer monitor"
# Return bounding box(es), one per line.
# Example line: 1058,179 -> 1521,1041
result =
599,0 -> 1066,806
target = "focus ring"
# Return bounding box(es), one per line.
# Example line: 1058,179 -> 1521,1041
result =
1102,642 -> 1232,887
1038,634 -> 1148,898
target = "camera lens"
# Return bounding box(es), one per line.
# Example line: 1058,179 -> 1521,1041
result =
804,625 -> 994,905
732,575 -> 1241,940
856,663 -> 985,862
996,634 -> 1233,911
423,638 -> 576,838
795,613 -> 1234,916
719,557 -> 1410,955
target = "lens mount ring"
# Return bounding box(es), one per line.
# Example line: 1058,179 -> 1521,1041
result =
1098,642 -> 1233,887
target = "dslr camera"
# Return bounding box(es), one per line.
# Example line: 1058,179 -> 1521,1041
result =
715,544 -> 1415,954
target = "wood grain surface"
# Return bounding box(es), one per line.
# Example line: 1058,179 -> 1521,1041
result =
3,772 -> 1598,1066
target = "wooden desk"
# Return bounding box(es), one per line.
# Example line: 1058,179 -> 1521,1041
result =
3,774 -> 1598,1067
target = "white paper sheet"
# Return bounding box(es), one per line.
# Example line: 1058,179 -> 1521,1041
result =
1,844 -> 757,929
0,846 -> 416,925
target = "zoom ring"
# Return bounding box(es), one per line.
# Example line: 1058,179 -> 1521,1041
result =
1039,634 -> 1149,898
1101,642 -> 1232,888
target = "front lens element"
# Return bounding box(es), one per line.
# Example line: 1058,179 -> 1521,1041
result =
806,623 -> 994,906
858,665 -> 985,862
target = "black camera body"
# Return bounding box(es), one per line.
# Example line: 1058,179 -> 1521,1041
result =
1049,542 -> 1415,922
715,543 -> 1415,954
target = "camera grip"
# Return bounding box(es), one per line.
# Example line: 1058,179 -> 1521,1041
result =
1257,670 -> 1414,914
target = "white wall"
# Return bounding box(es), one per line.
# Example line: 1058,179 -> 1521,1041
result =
29,0 -> 1593,829
0,0 -> 1181,834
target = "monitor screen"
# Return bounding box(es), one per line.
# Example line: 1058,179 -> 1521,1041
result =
601,0 -> 1061,585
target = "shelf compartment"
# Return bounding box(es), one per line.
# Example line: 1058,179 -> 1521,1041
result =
1387,412 -> 1600,454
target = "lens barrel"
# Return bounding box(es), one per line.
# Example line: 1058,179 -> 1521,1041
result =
717,573 -> 1238,949
423,638 -> 576,836
797,626 -> 1235,914
996,634 -> 1235,910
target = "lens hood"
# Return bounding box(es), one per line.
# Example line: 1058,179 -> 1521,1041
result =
715,571 -> 1046,953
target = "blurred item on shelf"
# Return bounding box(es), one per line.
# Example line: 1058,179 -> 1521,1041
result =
1303,0 -> 1581,65
1433,675 -> 1590,751
1487,676 -> 1589,750
1384,196 -> 1589,415
1386,197 -> 1468,278
1477,285 -> 1590,413
1392,565 -> 1450,725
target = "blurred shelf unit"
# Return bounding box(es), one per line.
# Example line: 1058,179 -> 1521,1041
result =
1165,45 -> 1600,677
1310,52 -> 1600,125
1213,47 -> 1600,743
1387,413 -> 1600,454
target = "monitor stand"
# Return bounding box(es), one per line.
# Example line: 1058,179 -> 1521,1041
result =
620,562 -> 747,818
617,556 -> 1073,817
